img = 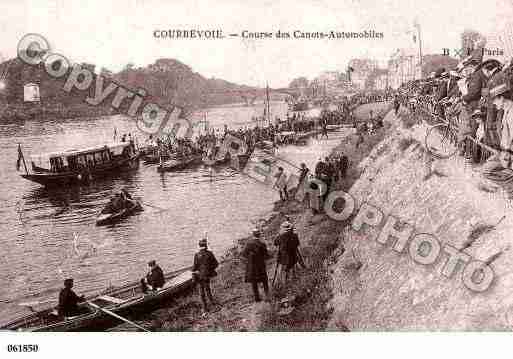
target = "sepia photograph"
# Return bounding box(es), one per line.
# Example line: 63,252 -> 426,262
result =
1,0 -> 513,357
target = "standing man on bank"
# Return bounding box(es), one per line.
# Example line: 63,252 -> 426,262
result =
193,238 -> 219,314
273,221 -> 300,284
242,229 -> 271,302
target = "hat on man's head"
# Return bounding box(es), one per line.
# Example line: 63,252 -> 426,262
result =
199,238 -> 208,247
148,260 -> 156,266
434,68 -> 446,78
64,278 -> 74,286
252,228 -> 262,237
480,59 -> 503,71
281,221 -> 292,230
471,109 -> 485,118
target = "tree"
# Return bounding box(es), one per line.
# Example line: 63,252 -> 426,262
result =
289,77 -> 309,88
123,63 -> 135,72
422,54 -> 459,77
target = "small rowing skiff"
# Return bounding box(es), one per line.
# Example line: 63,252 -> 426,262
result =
0,270 -> 194,332
96,200 -> 143,226
157,155 -> 200,172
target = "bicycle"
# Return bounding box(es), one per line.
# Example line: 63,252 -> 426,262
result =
424,98 -> 461,159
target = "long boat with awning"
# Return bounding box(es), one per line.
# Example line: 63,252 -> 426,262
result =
17,141 -> 140,187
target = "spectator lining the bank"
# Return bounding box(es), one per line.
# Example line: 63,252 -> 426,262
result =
192,238 -> 219,315
242,229 -> 271,302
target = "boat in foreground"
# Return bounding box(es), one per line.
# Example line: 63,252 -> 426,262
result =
1,270 -> 194,332
96,200 -> 143,226
18,141 -> 140,187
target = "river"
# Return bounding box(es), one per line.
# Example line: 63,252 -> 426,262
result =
0,101 -> 351,325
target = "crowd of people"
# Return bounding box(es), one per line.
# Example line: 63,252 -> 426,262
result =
142,107 -> 358,163
394,48 -> 513,194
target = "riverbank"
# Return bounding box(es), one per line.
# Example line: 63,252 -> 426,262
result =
0,102 -> 116,122
326,103 -> 513,330
111,102 -> 393,331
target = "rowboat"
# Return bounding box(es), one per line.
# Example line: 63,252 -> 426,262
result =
142,152 -> 170,164
202,155 -> 230,166
0,270 -> 194,332
96,200 -> 143,226
157,155 -> 201,172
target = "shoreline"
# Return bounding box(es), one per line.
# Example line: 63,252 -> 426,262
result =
111,102 -> 392,331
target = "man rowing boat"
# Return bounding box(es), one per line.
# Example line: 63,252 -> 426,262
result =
58,278 -> 86,318
102,189 -> 136,214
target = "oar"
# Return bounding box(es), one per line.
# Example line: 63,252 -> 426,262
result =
134,197 -> 167,212
86,301 -> 150,332
140,201 -> 167,211
18,299 -> 55,307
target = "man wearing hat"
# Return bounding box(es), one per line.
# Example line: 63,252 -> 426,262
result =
447,71 -> 462,99
58,278 -> 86,317
141,260 -> 165,293
434,68 -> 448,119
192,238 -> 219,313
273,220 -> 301,284
460,59 -> 501,150
481,71 -> 513,193
242,229 -> 271,302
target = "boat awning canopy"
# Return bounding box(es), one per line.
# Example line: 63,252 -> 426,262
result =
32,142 -> 130,159
29,142 -> 131,166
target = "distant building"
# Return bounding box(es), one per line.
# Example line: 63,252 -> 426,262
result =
348,59 -> 379,90
374,73 -> 389,90
387,49 -> 421,89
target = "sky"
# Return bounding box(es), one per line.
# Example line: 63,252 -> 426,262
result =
1,0 -> 513,87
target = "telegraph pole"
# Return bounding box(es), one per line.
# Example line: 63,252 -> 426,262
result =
415,21 -> 423,78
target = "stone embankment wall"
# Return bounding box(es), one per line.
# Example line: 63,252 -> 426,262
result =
328,111 -> 513,330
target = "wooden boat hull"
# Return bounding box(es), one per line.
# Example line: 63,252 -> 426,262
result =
142,153 -> 170,164
1,270 -> 194,332
157,156 -> 201,172
96,201 -> 143,226
202,154 -> 230,166
21,154 -> 140,187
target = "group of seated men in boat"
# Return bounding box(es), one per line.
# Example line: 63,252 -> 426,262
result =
101,188 -> 136,214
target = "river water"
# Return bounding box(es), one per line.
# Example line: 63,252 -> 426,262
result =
0,101 -> 351,325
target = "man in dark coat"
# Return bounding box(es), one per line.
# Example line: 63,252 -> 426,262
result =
242,229 -> 270,302
274,221 -> 300,283
141,260 -> 165,293
393,96 -> 400,115
193,238 -> 219,313
340,153 -> 349,178
460,60 -> 494,140
322,157 -> 334,201
58,278 -> 85,317
314,158 -> 325,178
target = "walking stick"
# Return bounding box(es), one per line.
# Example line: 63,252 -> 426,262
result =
297,248 -> 307,269
272,260 -> 279,286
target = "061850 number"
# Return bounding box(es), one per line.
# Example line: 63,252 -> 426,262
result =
6,344 -> 39,353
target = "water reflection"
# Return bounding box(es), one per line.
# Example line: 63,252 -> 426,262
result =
0,101 -> 348,325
